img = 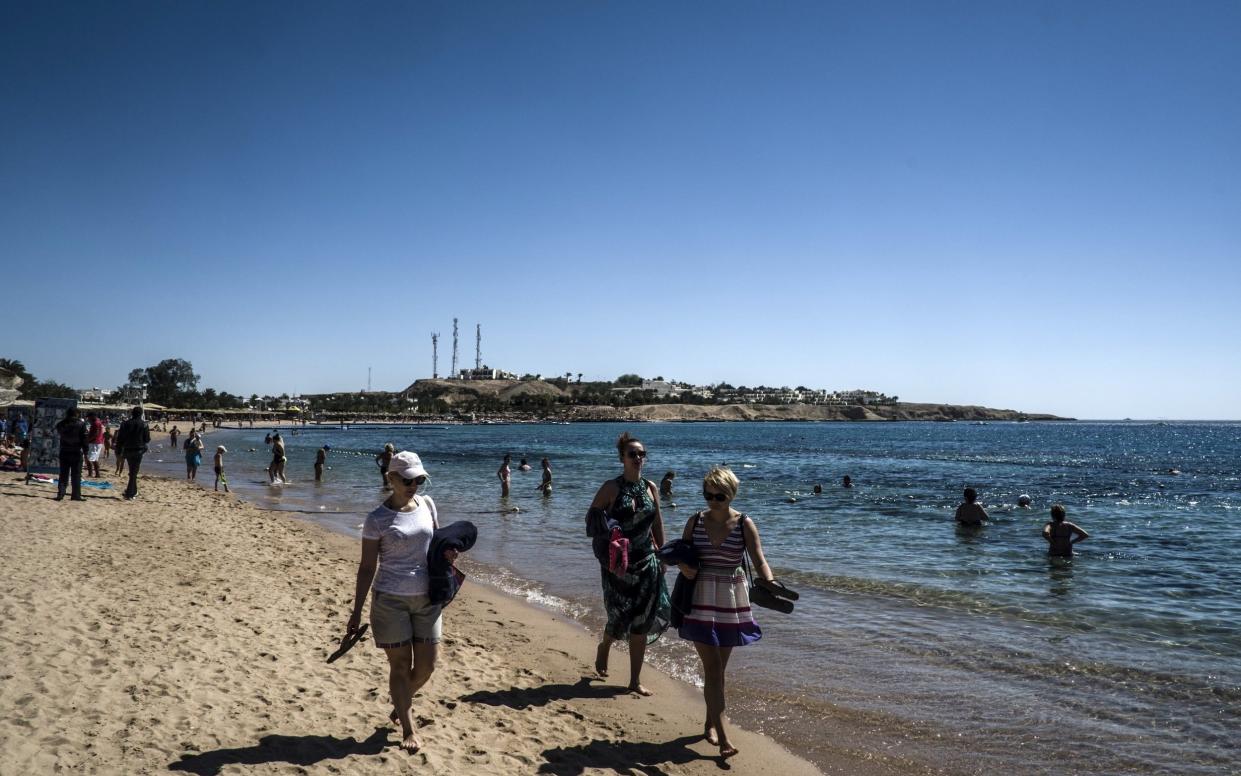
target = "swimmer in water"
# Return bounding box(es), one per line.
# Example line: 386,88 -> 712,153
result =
954,487 -> 989,526
1043,504 -> 1088,557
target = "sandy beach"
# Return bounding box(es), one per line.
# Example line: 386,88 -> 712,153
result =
0,465 -> 913,775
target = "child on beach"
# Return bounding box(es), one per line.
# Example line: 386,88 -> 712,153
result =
214,446 -> 229,492
1043,504 -> 1088,557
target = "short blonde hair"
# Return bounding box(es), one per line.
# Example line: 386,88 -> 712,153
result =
702,466 -> 739,500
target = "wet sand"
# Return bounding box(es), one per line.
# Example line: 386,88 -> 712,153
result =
0,469 -> 918,775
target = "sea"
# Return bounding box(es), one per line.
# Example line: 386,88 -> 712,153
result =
141,420 -> 1240,775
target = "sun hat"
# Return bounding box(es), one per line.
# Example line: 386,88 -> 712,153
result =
217,445 -> 228,453
388,450 -> 428,480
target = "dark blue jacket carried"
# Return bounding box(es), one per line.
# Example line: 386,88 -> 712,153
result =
427,521 -> 478,606
658,539 -> 699,628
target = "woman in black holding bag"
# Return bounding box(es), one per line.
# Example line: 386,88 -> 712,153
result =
585,431 -> 670,696
674,465 -> 775,758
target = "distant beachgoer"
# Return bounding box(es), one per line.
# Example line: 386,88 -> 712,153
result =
812,483 -> 822,495
184,430 -> 204,481
676,466 -> 773,759
842,475 -> 853,488
14,414 -> 29,445
84,412 -> 105,478
1043,504 -> 1088,557
660,471 -> 676,498
169,426 -> 179,451
346,451 -> 455,754
315,445 -> 329,481
115,406 -> 150,500
264,432 -> 272,445
538,457 -> 552,495
214,446 -> 229,492
269,432 -> 287,483
954,487 -> 989,526
586,432 -> 669,696
53,408 -> 88,501
1018,494 -> 1033,509
498,454 -> 511,497
518,457 -> 532,471
376,443 -> 395,489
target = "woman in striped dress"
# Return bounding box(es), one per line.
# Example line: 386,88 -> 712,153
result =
675,466 -> 774,758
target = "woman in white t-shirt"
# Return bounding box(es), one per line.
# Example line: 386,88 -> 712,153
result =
347,450 -> 458,754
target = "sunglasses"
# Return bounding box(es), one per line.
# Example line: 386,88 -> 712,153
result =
627,450 -> 648,460
400,476 -> 427,487
703,490 -> 729,502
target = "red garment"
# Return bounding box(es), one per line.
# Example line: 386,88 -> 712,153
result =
88,418 -> 105,444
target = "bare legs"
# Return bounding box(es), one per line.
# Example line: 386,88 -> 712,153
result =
595,634 -> 653,696
694,643 -> 736,757
383,641 -> 438,752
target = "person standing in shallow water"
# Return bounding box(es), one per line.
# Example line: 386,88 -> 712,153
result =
376,443 -> 395,489
586,432 -> 670,696
538,457 -> 552,496
1043,504 -> 1089,556
315,445 -> 329,482
660,471 -> 676,498
955,487 -> 989,526
677,466 -> 774,759
497,453 -> 511,497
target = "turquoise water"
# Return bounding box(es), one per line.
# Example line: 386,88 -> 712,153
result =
147,421 -> 1241,774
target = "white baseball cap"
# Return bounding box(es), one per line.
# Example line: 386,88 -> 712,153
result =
389,450 -> 428,480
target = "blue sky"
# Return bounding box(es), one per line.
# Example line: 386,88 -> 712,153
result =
3,1 -> 1238,418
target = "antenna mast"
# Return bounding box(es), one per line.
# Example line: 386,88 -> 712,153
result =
451,318 -> 459,378
431,332 -> 439,379
475,323 -> 482,370
367,366 -> 372,393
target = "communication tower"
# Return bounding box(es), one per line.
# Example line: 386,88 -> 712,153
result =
451,318 -> 459,378
475,323 -> 482,370
431,332 -> 439,379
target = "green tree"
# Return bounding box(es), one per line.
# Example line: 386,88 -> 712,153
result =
615,374 -> 642,386
128,359 -> 200,406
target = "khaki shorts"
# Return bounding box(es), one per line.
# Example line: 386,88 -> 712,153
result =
370,590 -> 442,648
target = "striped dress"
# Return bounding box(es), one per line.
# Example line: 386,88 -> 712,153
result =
677,512 -> 762,647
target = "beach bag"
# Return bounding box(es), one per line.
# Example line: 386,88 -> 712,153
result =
608,527 -> 630,575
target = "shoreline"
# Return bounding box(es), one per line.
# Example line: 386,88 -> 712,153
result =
0,467 -> 934,775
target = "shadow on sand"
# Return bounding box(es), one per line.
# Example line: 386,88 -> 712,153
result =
459,676 -> 626,709
168,728 -> 390,775
537,734 -> 722,775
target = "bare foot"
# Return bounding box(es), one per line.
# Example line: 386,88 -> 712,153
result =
627,683 -> 653,697
704,724 -> 719,745
719,742 -> 738,758
400,731 -> 422,753
594,643 -> 609,677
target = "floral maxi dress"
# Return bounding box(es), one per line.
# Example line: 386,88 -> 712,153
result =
600,476 -> 671,644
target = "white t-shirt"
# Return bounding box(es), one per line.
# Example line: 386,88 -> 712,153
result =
362,496 -> 438,597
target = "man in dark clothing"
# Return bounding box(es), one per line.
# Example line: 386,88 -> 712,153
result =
54,408 -> 88,501
115,406 -> 151,500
